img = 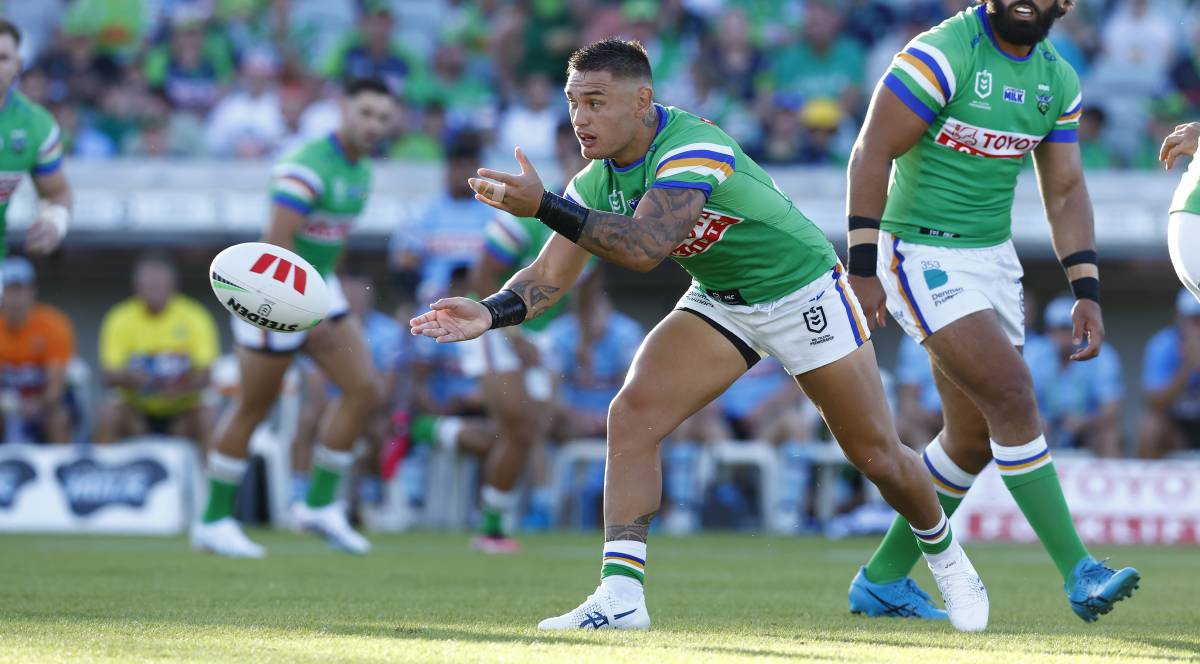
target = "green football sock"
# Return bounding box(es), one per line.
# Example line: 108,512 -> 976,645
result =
479,486 -> 515,538
305,445 -> 355,509
481,509 -> 504,537
991,437 -> 1089,581
865,492 -> 963,583
911,512 -> 953,556
410,415 -> 439,446
202,477 -> 238,524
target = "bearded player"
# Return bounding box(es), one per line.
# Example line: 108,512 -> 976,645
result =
191,78 -> 395,558
412,39 -> 990,632
844,0 -> 1139,622
0,19 -> 72,287
1161,122 -> 1200,303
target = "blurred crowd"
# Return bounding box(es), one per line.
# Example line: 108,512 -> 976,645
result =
8,0 -> 1200,167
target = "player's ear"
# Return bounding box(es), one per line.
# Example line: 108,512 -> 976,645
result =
636,84 -> 654,118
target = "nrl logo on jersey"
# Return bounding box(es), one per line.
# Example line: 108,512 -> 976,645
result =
974,70 -> 993,99
672,209 -> 742,258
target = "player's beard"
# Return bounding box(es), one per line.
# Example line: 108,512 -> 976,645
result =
986,0 -> 1065,46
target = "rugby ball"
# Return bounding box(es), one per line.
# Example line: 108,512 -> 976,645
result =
210,242 -> 330,332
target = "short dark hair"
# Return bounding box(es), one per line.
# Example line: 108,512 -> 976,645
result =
134,249 -> 177,277
567,38 -> 652,82
445,129 -> 483,161
0,19 -> 21,47
344,76 -> 393,98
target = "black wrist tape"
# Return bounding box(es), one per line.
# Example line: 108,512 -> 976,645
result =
1061,250 -> 1100,303
480,289 -> 527,329
535,191 -> 588,243
847,215 -> 882,277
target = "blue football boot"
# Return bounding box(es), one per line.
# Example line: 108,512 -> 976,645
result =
849,566 -> 948,620
1066,557 -> 1140,623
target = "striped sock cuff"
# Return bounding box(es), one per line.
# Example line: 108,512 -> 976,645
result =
911,512 -> 951,547
990,435 -> 1052,477
313,444 -> 356,474
481,485 -> 517,512
923,436 -> 977,498
601,540 -> 647,585
208,451 -> 247,484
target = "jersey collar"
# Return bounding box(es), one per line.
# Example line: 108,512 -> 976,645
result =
606,103 -> 668,173
328,132 -> 357,164
975,4 -> 1036,63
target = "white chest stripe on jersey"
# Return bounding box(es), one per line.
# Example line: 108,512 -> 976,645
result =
935,117 -> 1043,159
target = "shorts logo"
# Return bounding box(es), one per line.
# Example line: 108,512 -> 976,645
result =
672,210 -> 743,258
804,306 -> 827,334
975,70 -> 993,99
923,268 -> 948,289
1003,86 -> 1025,104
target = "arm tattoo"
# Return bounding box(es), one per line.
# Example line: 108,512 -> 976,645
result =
604,512 -> 655,543
578,187 -> 706,270
507,279 -> 561,320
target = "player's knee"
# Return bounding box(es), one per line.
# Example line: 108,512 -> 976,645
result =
607,387 -> 667,446
980,367 -> 1037,419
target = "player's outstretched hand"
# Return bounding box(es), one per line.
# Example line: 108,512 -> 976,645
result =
848,275 -> 888,330
1160,122 -> 1200,170
24,220 -> 62,255
468,147 -> 544,217
409,298 -> 491,343
1070,299 -> 1104,362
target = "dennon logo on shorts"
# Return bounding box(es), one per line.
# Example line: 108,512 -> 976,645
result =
935,118 -> 1042,159
672,210 -> 742,258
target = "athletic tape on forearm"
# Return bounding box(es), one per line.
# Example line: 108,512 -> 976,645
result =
481,289 -> 528,329
535,191 -> 588,243
39,202 -> 70,239
1061,249 -> 1100,302
847,215 -> 881,277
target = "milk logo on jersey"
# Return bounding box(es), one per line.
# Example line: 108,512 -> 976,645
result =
936,118 -> 1042,158
0,459 -> 36,509
54,458 -> 168,516
974,70 -> 993,99
1003,86 -> 1025,105
249,252 -> 308,295
671,210 -> 742,258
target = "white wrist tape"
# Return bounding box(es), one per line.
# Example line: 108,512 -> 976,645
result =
38,202 -> 70,239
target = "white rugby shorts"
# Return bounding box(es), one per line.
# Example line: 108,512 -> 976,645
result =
674,265 -> 870,376
878,231 -> 1025,346
1169,211 -> 1200,303
231,273 -> 349,353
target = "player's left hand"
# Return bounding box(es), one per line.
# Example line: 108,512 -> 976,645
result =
1069,299 -> 1104,361
469,147 -> 544,217
24,220 -> 62,255
1159,122 -> 1200,170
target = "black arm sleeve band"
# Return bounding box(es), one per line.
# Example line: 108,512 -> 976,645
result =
847,215 -> 882,277
535,191 -> 589,243
1061,250 -> 1100,302
480,290 -> 527,329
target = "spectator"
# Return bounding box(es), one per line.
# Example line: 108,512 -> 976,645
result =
389,102 -> 444,162
894,335 -> 942,449
320,0 -> 422,96
494,73 -> 561,174
95,252 -> 218,444
1078,106 -> 1118,170
768,0 -> 864,117
709,8 -> 767,102
389,130 -> 492,301
204,47 -> 286,158
62,0 -> 151,60
0,257 -> 75,444
35,26 -> 121,107
407,42 -> 497,130
1026,296 -> 1124,457
796,97 -> 849,165
143,8 -> 235,116
1138,289 -> 1200,458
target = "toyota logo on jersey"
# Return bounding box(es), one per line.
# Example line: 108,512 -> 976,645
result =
936,118 -> 1043,159
672,210 -> 743,258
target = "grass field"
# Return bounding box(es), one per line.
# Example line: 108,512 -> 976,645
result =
1,532 -> 1196,663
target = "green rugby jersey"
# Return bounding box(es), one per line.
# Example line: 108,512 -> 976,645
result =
566,104 -> 835,304
0,91 -> 64,260
1170,155 -> 1200,215
269,134 -> 371,276
882,5 -> 1082,248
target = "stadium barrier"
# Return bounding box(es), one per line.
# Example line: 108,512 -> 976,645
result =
954,457 -> 1200,546
0,438 -> 197,535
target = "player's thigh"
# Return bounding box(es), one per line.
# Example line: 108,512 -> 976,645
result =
1169,211 -> 1200,301
609,310 -> 750,439
234,346 -> 293,411
793,342 -> 897,465
922,309 -> 1033,407
303,315 -> 376,396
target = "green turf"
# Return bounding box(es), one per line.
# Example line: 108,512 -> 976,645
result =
0,532 -> 1194,663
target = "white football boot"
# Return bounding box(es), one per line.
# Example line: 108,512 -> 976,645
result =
291,502 -> 371,555
928,542 -> 990,632
191,518 -> 266,559
537,583 -> 651,631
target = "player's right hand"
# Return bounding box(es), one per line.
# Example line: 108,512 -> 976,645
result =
409,297 -> 491,343
1160,122 -> 1200,170
848,275 -> 888,330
